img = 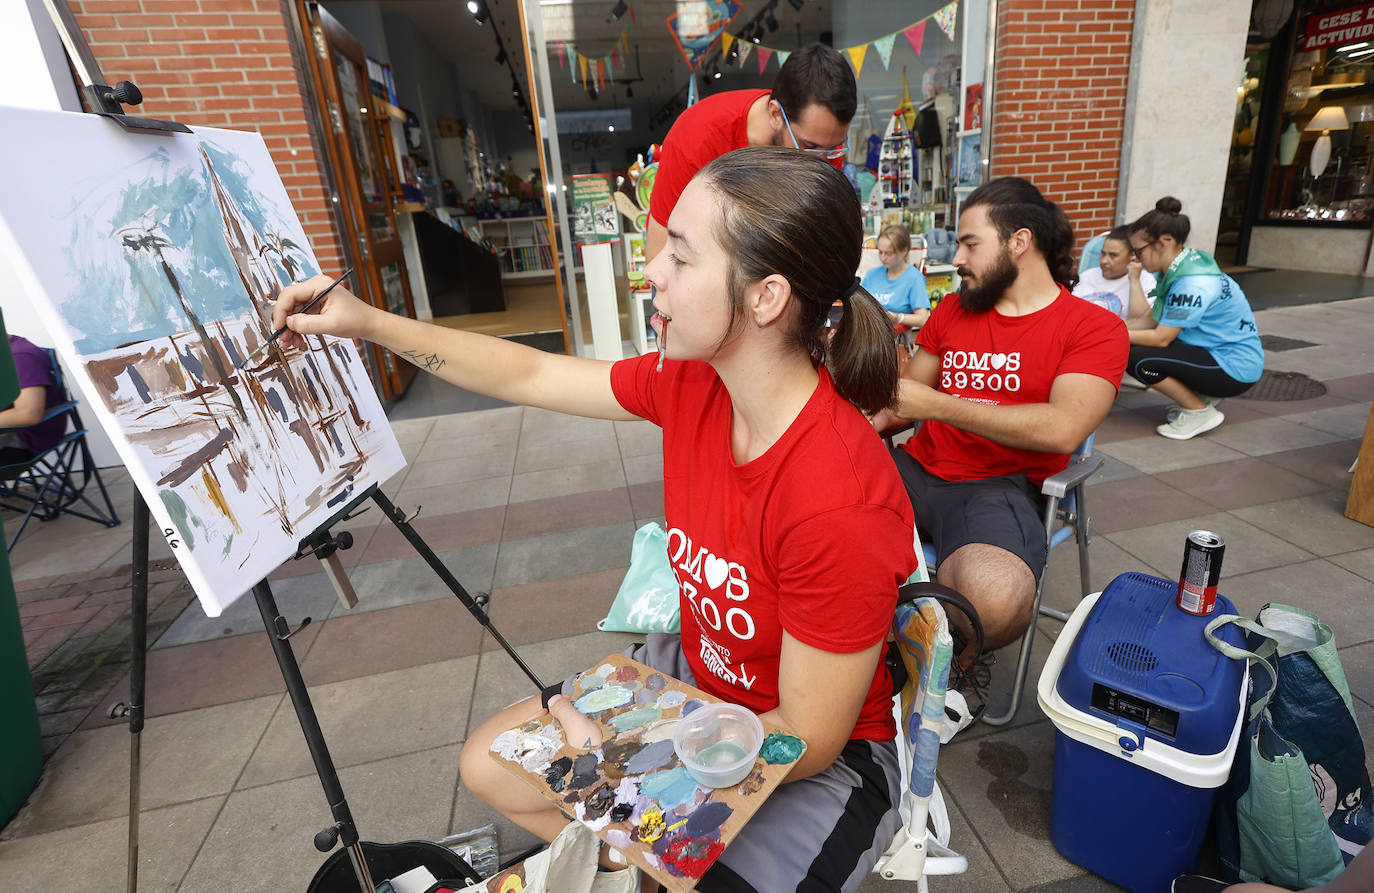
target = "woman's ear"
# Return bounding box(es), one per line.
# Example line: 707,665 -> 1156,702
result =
750,274 -> 793,327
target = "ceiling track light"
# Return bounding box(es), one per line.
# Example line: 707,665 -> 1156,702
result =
467,0 -> 487,26
605,0 -> 628,23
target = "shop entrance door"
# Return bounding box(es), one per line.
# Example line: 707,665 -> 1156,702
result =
297,1 -> 416,401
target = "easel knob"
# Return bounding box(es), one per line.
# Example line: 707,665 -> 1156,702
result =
103,80 -> 143,107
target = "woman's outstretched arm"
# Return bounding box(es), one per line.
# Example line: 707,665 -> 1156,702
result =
273,274 -> 637,421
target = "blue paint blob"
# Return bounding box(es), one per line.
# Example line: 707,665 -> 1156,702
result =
574,685 -> 634,713
608,705 -> 662,733
624,738 -> 676,775
658,690 -> 686,709
760,731 -> 805,765
685,800 -> 733,837
640,766 -> 699,809
681,698 -> 705,716
634,688 -> 655,706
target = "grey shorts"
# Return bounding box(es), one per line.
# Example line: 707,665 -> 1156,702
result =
890,447 -> 1049,577
567,634 -> 902,892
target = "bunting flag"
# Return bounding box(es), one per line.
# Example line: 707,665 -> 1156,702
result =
560,28 -> 630,86
687,73 -> 699,107
722,32 -> 735,56
776,49 -> 790,67
756,47 -> 772,76
579,55 -> 588,85
934,1 -> 958,41
904,21 -> 926,57
873,34 -> 896,69
736,40 -> 753,66
556,40 -> 567,70
846,44 -> 868,77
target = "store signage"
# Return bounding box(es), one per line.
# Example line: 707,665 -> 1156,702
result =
1303,3 -> 1374,50
557,109 -> 633,134
570,174 -> 622,245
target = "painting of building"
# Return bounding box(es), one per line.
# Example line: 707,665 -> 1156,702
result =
0,107 -> 404,616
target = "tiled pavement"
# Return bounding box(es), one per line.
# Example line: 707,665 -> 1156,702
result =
4,297 -> 1374,892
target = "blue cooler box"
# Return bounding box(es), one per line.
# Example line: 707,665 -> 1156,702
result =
1037,572 -> 1248,893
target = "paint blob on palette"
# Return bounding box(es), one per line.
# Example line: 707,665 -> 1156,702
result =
489,654 -> 805,892
0,107 -> 405,616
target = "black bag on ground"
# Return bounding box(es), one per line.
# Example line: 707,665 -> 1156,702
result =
307,839 -> 482,892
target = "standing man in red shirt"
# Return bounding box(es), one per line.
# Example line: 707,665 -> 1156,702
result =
645,42 -> 856,261
874,178 -> 1127,676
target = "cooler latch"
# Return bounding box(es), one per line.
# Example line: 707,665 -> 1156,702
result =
1116,719 -> 1146,754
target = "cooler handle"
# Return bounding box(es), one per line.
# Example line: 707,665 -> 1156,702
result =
1036,593 -> 1143,752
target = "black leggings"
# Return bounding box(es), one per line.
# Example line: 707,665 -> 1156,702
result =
1128,342 -> 1255,398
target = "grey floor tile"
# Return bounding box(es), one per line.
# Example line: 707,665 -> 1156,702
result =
0,796 -> 223,889
394,474 -> 513,514
508,460 -> 628,504
514,434 -> 621,473
1286,404 -> 1373,441
1230,491 -> 1374,556
389,416 -> 435,446
1328,547 -> 1374,587
1156,457 -> 1328,512
466,630 -> 639,735
1102,511 -> 1315,581
3,695 -> 279,837
1085,452 -> 1144,486
1206,416 -> 1344,457
240,655 -> 479,787
449,778 -> 544,873
1098,436 -> 1247,474
1262,439 -> 1361,490
1040,537 -> 1167,617
1339,642 -> 1374,711
1221,559 -> 1374,642
400,451 -> 517,489
614,418 -> 662,458
180,745 -> 461,893
623,451 -> 665,486
937,721 -> 1082,889
415,428 -> 520,463
155,570 -> 341,648
492,522 -> 636,588
1022,873 -> 1127,892
430,405 -> 523,439
337,544 -> 500,616
518,407 -> 615,443
11,534 -> 129,583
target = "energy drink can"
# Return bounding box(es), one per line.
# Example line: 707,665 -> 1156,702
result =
1177,530 -> 1224,615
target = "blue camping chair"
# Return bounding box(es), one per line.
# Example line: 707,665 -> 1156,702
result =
885,427 -> 1101,726
1078,231 -> 1109,276
0,349 -> 120,550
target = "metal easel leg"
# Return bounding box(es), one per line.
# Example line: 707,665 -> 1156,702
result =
125,497 -> 149,893
251,579 -> 375,893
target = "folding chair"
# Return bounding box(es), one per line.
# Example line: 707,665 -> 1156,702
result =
0,349 -> 121,550
871,578 -> 969,887
885,427 -> 1102,727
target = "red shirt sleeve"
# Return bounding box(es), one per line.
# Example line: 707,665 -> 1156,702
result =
610,352 -> 664,425
648,89 -> 769,227
1058,304 -> 1129,389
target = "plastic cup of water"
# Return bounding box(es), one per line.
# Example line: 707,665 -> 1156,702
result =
672,702 -> 764,788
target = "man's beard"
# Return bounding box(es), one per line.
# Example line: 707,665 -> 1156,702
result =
958,247 -> 1018,312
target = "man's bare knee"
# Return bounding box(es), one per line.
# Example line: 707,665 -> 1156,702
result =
938,543 -> 1037,650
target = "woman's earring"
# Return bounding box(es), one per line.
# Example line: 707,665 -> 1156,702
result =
755,315 -> 763,327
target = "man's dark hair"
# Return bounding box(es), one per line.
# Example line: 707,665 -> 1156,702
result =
1105,225 -> 1130,245
962,177 -> 1078,289
770,43 -> 857,126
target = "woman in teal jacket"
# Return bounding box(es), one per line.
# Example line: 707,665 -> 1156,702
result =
1126,197 -> 1264,441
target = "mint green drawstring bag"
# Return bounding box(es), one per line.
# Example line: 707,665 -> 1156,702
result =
599,522 -> 680,634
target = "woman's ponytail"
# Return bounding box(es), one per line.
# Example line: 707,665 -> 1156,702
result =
827,281 -> 899,415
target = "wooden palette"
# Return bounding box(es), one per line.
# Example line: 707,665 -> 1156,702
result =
489,654 -> 805,892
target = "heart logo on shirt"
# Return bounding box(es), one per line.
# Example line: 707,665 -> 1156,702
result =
990,353 -> 1008,370
704,554 -> 729,590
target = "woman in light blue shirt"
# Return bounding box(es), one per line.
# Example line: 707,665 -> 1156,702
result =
860,225 -> 931,329
1126,197 -> 1264,441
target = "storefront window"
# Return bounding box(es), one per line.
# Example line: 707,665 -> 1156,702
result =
1262,4 -> 1374,224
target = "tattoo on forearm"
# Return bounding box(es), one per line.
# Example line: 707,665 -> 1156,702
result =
400,349 -> 446,372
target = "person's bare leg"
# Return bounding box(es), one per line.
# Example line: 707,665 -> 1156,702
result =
1150,375 -> 1205,410
459,695 -> 647,875
937,542 -> 1036,651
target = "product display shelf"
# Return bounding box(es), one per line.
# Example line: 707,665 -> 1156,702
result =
477,217 -> 556,280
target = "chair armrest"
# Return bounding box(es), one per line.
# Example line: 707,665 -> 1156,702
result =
37,400 -> 77,425
1041,453 -> 1104,499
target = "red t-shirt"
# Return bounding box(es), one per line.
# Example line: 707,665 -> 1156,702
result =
612,354 -> 916,741
649,89 -> 769,227
902,288 -> 1127,488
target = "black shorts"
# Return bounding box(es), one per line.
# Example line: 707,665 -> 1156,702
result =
890,448 -> 1049,576
1127,342 -> 1256,397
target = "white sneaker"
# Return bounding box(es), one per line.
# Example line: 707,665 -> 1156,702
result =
1165,394 -> 1222,422
1157,405 -> 1225,440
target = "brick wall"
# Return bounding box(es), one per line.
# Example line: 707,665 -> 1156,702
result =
990,0 -> 1135,244
71,0 -> 345,273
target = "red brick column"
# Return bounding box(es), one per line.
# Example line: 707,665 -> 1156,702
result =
70,0 -> 345,273
990,0 -> 1135,241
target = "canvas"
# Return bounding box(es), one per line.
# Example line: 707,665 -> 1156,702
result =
0,107 -> 405,616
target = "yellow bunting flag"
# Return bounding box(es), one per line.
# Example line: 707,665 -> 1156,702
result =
847,44 -> 868,76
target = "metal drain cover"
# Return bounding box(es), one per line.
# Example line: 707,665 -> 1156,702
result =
1235,369 -> 1327,401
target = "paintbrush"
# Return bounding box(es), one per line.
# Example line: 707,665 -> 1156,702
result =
244,267 -> 354,363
